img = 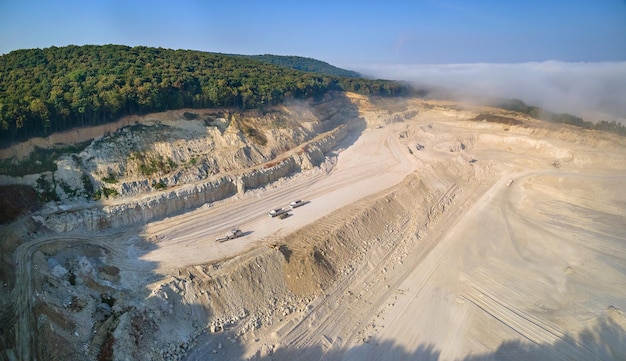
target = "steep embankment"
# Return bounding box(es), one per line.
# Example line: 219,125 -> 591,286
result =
0,92 -> 368,231
4,95 -> 626,361
26,159 -> 481,361
36,122 -> 353,232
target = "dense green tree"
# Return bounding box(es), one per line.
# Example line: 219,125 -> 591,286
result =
247,54 -> 362,78
497,98 -> 626,136
0,45 -> 407,145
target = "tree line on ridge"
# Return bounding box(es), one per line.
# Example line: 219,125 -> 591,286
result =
0,45 -> 407,146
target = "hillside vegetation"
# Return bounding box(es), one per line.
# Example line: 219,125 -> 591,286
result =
0,45 -> 406,145
497,98 -> 626,136
246,54 -> 361,78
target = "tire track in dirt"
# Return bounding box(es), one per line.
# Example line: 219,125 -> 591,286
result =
459,280 -> 603,360
271,178 -> 477,359
141,123 -> 420,272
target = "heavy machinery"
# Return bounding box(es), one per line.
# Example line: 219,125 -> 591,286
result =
269,208 -> 289,217
289,199 -> 308,209
215,228 -> 243,242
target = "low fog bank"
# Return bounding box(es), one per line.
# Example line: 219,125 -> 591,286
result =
358,61 -> 626,124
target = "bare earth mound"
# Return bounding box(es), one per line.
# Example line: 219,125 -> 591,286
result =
1,95 -> 625,360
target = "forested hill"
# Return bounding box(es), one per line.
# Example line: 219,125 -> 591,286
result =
246,55 -> 361,78
0,45 -> 407,145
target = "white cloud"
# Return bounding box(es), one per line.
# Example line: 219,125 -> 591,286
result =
357,61 -> 626,123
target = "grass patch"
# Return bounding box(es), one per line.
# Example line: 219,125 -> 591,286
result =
130,152 -> 177,177
101,187 -> 118,198
82,173 -> 95,199
35,174 -> 59,202
152,179 -> 167,190
128,152 -> 178,177
58,179 -> 79,198
101,173 -> 118,184
243,125 -> 267,145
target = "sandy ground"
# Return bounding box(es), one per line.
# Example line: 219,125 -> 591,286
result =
138,104 -> 626,359
139,121 -> 419,272
8,99 -> 626,360
343,172 -> 626,360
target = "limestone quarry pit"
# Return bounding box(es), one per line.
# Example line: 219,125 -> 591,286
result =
1,93 -> 626,360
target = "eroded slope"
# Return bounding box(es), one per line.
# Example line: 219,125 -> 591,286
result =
2,95 -> 626,361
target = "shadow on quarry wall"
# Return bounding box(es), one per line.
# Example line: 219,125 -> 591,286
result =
0,221 -> 168,361
0,92 -> 369,361
184,315 -> 625,361
1,200 -> 201,360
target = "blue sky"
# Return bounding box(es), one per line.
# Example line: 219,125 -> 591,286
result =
1,0 -> 625,66
2,0 -> 626,121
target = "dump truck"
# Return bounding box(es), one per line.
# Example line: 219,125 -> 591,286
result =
215,228 -> 243,242
289,199 -> 308,209
269,208 -> 289,217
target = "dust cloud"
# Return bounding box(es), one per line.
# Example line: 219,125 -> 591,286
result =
358,61 -> 626,123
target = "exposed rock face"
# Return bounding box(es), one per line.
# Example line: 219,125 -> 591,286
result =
38,176 -> 238,232
37,121 -> 355,232
4,93 -> 626,361
28,168 -> 463,361
1,92 -> 364,232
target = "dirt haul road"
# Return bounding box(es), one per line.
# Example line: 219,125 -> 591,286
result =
144,103 -> 626,360
139,120 -> 420,272
9,99 -> 626,360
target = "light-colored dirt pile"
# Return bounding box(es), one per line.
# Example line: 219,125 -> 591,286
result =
32,167 -> 465,361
